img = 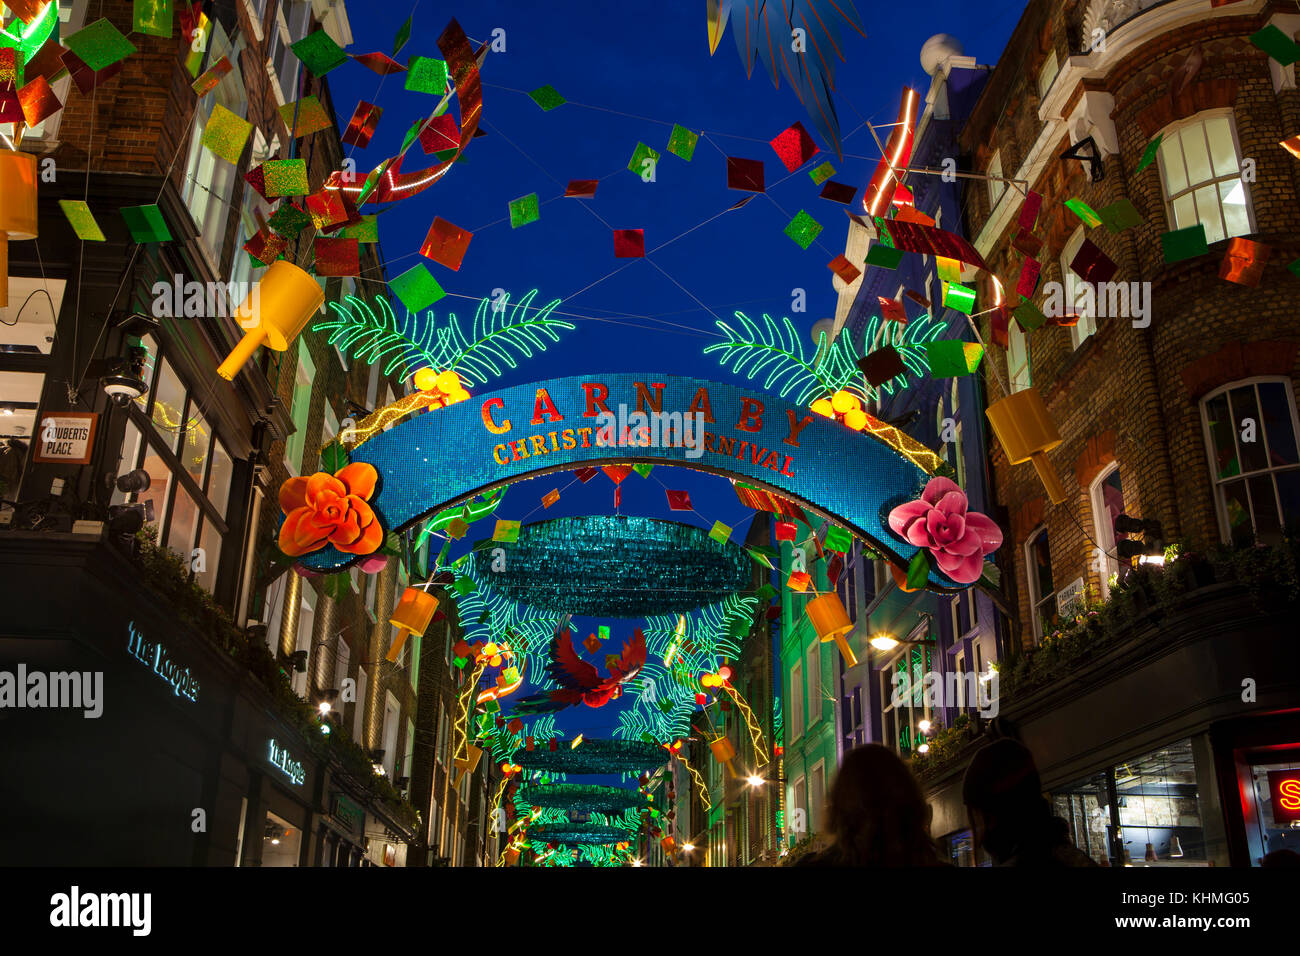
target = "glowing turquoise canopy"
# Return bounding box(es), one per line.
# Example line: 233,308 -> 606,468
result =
471,514 -> 753,618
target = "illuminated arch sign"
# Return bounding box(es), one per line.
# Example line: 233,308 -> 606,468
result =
298,373 -> 967,591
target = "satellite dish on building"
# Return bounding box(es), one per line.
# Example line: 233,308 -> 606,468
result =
920,34 -> 964,76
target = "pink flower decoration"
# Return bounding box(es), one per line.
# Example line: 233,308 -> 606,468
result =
887,477 -> 1003,584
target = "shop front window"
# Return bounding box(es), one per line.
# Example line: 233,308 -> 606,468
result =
1246,760 -> 1300,866
262,811 -> 301,867
1115,740 -> 1208,866
1053,738 -> 1213,867
1053,770 -> 1114,865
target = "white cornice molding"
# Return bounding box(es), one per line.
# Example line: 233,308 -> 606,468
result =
976,0 -> 1266,261
1040,0 -> 1266,124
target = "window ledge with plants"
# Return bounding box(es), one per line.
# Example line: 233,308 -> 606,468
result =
910,539 -> 1300,784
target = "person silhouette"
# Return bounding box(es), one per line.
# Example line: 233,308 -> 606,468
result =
962,737 -> 1097,866
794,744 -> 947,867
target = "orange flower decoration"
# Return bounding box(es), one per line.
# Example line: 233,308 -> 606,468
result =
278,462 -> 384,557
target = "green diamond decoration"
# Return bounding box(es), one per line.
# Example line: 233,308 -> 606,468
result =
1135,133 -> 1162,174
393,15 -> 412,57
268,203 -> 312,238
528,84 -> 566,111
58,200 -> 106,241
1064,198 -> 1101,228
666,124 -> 699,161
509,193 -> 540,228
1161,223 -> 1208,263
405,57 -> 449,94
906,550 -> 931,590
120,204 -> 171,243
709,521 -> 731,544
784,210 -> 823,250
1097,198 -> 1143,233
943,282 -> 976,314
291,29 -> 348,76
1013,298 -> 1047,331
809,161 -> 836,185
632,463 -> 653,478
628,142 -> 660,177
338,215 -> 379,243
598,625 -> 610,640
1287,257 -> 1300,279
390,264 -> 445,313
63,18 -> 137,72
453,577 -> 476,597
1250,24 -> 1300,66
864,244 -> 904,269
823,525 -> 852,552
925,341 -> 984,377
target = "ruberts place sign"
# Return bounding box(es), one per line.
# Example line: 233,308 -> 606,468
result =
297,373 -> 962,590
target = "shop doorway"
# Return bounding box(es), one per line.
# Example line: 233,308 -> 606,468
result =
262,811 -> 301,867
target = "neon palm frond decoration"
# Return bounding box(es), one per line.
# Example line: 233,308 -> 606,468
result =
312,290 -> 574,386
704,310 -> 948,406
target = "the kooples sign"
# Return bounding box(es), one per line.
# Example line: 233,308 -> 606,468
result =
269,739 -> 306,786
297,374 -> 953,590
126,622 -> 200,702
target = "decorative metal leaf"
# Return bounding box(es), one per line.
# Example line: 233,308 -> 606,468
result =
704,309 -> 949,406
311,290 -> 574,387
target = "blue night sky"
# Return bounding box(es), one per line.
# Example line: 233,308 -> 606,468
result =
334,2 -> 1020,745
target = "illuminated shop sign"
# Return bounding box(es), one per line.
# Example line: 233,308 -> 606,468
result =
269,739 -> 306,786
298,373 -> 960,590
126,621 -> 200,702
1269,770 -> 1300,824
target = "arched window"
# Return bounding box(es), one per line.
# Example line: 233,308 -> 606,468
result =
1061,225 -> 1098,348
1024,525 -> 1056,641
1089,463 -> 1125,599
1199,377 -> 1300,545
1156,109 -> 1253,245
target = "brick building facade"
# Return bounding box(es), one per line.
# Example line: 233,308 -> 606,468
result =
912,0 -> 1300,868
0,0 -> 498,866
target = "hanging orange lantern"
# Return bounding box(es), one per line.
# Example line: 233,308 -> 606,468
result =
0,149 -> 38,308
386,587 -> 438,662
805,592 -> 859,667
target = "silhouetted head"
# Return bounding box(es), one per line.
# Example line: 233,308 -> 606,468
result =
824,744 -> 941,866
962,738 -> 1050,863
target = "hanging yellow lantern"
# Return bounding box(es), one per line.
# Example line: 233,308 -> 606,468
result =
386,587 -> 439,662
709,736 -> 738,777
217,260 -> 325,380
985,387 -> 1067,504
454,742 -> 483,787
806,592 -> 859,668
0,149 -> 38,308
